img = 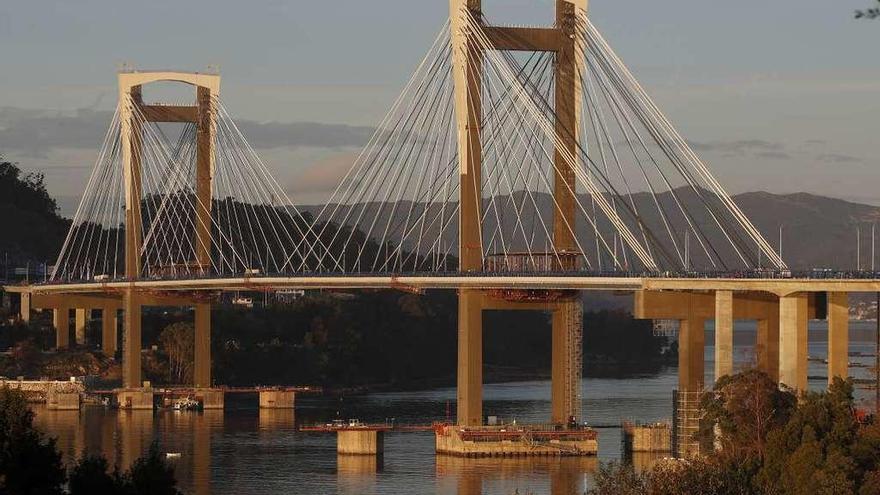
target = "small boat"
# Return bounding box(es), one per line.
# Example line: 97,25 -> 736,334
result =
165,452 -> 182,459
172,397 -> 202,411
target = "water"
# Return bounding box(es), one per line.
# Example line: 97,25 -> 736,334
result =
34,322 -> 878,495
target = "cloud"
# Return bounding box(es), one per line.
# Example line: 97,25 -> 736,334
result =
817,153 -> 862,164
0,107 -> 112,158
235,121 -> 373,149
289,151 -> 359,200
687,139 -> 784,155
0,106 -> 374,158
754,151 -> 792,160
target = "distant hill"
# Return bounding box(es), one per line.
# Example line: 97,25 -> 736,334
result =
300,190 -> 880,272
734,191 -> 880,271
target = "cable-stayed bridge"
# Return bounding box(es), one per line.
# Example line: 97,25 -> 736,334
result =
5,0 -> 873,457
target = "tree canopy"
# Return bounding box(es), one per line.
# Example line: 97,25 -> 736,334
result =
0,158 -> 69,264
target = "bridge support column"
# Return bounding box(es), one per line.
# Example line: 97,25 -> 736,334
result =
75,308 -> 88,346
101,307 -> 117,357
756,302 -> 780,382
457,289 -> 483,427
551,299 -> 582,425
827,292 -> 849,384
679,315 -> 705,393
122,290 -> 142,389
54,307 -> 70,349
677,308 -> 704,458
779,293 -> 808,393
714,290 -> 733,381
19,293 -> 31,323
194,302 -> 211,388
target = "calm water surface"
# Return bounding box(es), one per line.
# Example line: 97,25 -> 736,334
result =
34,322 -> 878,495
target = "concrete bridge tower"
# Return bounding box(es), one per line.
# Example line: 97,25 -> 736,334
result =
451,0 -> 588,428
117,70 -> 220,392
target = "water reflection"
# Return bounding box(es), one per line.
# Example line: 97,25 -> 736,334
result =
337,454 -> 383,494
626,451 -> 669,472
436,456 -> 598,495
25,325 -> 876,494
258,408 -> 295,431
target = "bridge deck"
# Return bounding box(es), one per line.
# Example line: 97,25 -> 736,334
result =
7,274 -> 880,296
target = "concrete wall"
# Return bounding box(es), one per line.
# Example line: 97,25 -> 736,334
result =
623,423 -> 671,453
46,390 -> 80,411
115,389 -> 154,410
259,390 -> 295,409
434,425 -> 598,457
195,389 -> 224,410
337,430 -> 384,455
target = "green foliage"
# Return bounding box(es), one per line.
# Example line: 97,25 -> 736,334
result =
0,387 -> 65,494
67,443 -> 181,495
124,443 -> 181,495
68,454 -> 124,495
700,369 -> 797,458
757,378 -> 874,494
0,158 -> 69,264
593,373 -> 880,494
590,458 -> 761,495
648,457 -> 762,495
589,461 -> 647,495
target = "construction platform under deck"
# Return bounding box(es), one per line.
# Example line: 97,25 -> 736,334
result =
434,424 -> 598,457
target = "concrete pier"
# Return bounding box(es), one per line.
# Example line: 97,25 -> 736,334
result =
714,290 -> 733,380
779,293 -> 808,392
115,388 -> 154,410
827,292 -> 849,384
338,429 -> 385,455
195,388 -> 224,410
259,390 -> 295,409
622,422 -> 671,453
46,389 -> 81,411
435,424 -> 597,457
101,307 -> 117,356
74,308 -> 88,346
54,307 -> 70,349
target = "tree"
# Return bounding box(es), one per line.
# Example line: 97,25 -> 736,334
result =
0,387 -> 65,494
700,369 -> 797,458
159,322 -> 194,384
588,461 -> 647,495
0,158 -> 69,264
757,378 -> 875,494
68,454 -> 124,495
856,1 -> 880,19
124,443 -> 181,495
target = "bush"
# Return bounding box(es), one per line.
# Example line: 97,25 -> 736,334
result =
0,387 -> 65,494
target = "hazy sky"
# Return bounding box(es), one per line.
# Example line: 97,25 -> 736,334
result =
1,0 -> 878,214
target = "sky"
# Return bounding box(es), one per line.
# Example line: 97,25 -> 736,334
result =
0,0 -> 878,215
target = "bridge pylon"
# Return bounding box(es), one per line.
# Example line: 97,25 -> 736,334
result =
451,0 -> 588,428
117,70 -> 220,390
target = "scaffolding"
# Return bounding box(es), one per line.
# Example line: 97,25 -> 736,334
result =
672,389 -> 702,458
653,319 -> 679,337
563,300 -> 583,423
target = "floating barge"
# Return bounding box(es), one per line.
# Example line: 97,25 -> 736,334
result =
434,423 -> 598,457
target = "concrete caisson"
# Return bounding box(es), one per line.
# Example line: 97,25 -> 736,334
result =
115,388 -> 154,410
622,422 -> 671,453
337,429 -> 385,455
46,389 -> 81,411
259,390 -> 295,409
